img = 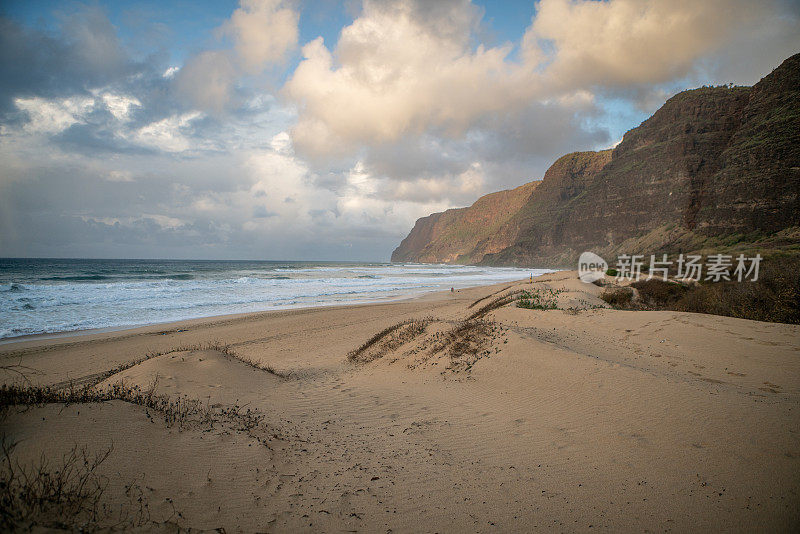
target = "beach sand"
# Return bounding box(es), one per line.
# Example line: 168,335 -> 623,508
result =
1,271 -> 799,532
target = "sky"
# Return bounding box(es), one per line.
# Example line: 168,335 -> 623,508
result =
0,0 -> 798,261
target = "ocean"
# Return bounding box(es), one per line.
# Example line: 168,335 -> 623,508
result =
0,258 -> 549,340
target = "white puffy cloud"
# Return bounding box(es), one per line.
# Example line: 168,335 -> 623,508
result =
284,0 -> 799,162
284,0 -> 541,158
107,170 -> 134,182
171,0 -> 300,113
10,91 -> 210,155
240,134 -> 453,251
525,0 -> 795,91
224,0 -> 299,72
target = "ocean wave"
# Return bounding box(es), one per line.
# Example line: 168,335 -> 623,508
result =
0,263 -> 550,339
163,274 -> 195,280
2,283 -> 27,292
43,274 -> 113,281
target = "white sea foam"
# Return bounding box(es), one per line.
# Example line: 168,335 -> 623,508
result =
0,261 -> 551,339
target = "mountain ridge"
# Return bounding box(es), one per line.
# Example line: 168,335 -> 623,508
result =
392,53 -> 800,267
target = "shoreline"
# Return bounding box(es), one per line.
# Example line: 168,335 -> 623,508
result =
0,278 -> 522,349
0,278 -> 526,367
2,270 -> 798,531
0,290 -> 428,347
1,262 -> 551,344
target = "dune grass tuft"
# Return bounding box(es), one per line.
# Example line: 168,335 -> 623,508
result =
0,438 -> 168,531
0,377 -> 264,432
466,290 -> 525,320
427,319 -> 506,372
348,317 -> 432,363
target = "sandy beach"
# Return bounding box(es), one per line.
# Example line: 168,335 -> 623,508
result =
1,271 -> 799,532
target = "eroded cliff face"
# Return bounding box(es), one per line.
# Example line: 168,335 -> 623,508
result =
393,53 -> 800,267
391,181 -> 539,263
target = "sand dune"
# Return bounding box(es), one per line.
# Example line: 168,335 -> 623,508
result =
1,272 -> 798,532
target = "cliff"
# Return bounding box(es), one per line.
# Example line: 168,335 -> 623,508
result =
392,53 -> 800,267
391,181 -> 540,263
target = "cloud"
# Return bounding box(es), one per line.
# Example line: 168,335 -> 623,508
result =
239,135 -> 453,254
173,51 -> 238,114
107,170 -> 135,182
527,0 -> 792,90
101,93 -> 142,121
252,205 -> 277,218
1,0 -> 798,261
58,4 -> 129,75
13,96 -> 96,134
224,0 -> 300,72
172,0 -> 301,113
284,0 -> 539,159
129,111 -> 206,153
470,100 -> 608,165
697,0 -> 800,85
0,7 -> 138,113
285,0 -> 799,162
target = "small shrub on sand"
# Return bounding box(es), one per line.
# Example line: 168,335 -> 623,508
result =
1,439 -> 113,531
601,256 -> 800,324
0,439 -> 159,531
630,279 -> 690,308
600,287 -> 634,308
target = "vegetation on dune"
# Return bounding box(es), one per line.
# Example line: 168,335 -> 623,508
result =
347,318 -> 432,363
349,284 -> 520,372
600,287 -> 635,308
0,377 -> 264,432
429,319 -> 500,366
466,290 -> 525,320
0,440 -> 150,532
630,279 -> 690,307
672,256 -> 800,324
516,288 -> 560,310
600,255 -> 800,324
0,338 -> 294,531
